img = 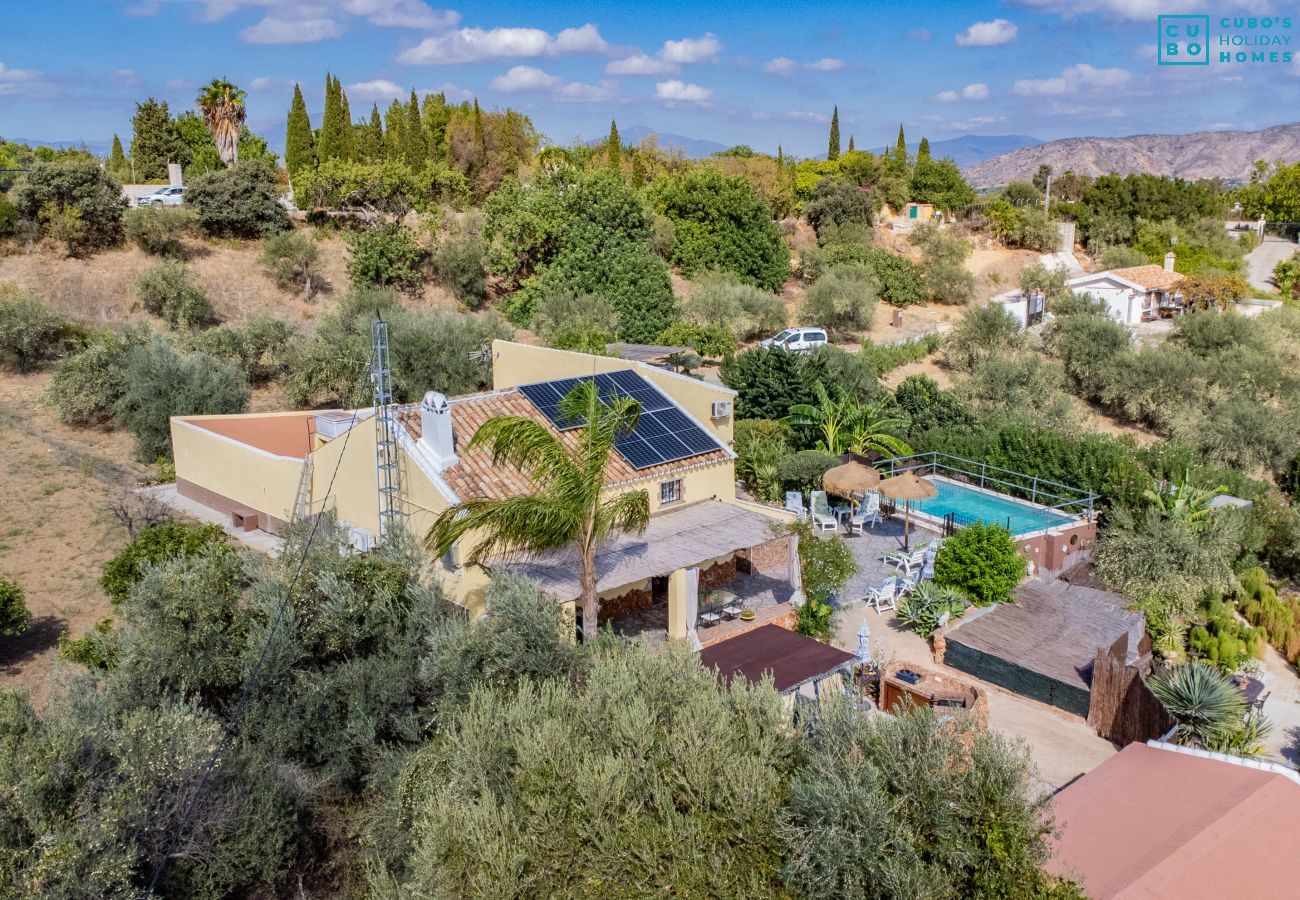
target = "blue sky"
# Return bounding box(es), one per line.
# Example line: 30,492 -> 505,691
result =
3,0 -> 1299,155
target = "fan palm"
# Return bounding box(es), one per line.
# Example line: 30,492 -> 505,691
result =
424,381 -> 650,641
196,78 -> 247,168
1148,661 -> 1246,747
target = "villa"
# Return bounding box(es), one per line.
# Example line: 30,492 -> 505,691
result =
1065,252 -> 1187,326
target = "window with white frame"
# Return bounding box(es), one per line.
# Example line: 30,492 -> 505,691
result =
659,479 -> 683,505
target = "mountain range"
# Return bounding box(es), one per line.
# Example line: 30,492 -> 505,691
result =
872,134 -> 1042,168
964,122 -> 1300,187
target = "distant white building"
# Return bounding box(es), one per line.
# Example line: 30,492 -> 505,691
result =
989,289 -> 1046,329
1065,253 -> 1186,326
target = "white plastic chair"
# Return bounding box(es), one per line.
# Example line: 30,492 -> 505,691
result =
847,493 -> 882,535
784,491 -> 807,521
894,548 -> 928,578
809,490 -> 838,533
866,578 -> 899,612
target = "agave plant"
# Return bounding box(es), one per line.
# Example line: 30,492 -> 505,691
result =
1147,661 -> 1246,747
895,582 -> 969,638
196,78 -> 247,168
1205,710 -> 1273,758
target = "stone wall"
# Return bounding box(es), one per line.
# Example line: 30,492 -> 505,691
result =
700,557 -> 738,592
598,586 -> 652,623
747,534 -> 792,575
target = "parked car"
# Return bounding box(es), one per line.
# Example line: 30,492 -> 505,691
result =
759,327 -> 828,352
137,186 -> 185,207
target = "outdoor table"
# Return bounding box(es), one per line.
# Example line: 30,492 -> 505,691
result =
700,611 -> 722,627
721,604 -> 743,620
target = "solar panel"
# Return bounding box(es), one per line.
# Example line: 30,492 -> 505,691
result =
516,370 -> 723,470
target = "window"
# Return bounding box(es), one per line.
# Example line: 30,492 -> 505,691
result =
659,479 -> 683,505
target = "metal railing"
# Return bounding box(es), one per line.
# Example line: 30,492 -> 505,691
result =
882,451 -> 1097,521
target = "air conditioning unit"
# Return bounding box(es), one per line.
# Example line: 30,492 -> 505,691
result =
711,400 -> 732,419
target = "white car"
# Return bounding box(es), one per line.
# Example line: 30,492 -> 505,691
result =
759,327 -> 828,352
137,186 -> 185,207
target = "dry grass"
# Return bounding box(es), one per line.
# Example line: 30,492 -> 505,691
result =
0,372 -> 150,707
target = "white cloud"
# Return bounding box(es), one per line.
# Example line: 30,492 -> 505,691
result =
935,89 -> 959,102
340,0 -> 458,29
345,78 -> 408,100
557,80 -> 616,102
764,57 -> 798,76
955,18 -> 1018,47
489,65 -> 562,93
0,61 -> 54,97
751,110 -> 829,124
398,23 -> 609,64
122,0 -> 160,17
655,79 -> 711,103
659,33 -> 722,64
805,57 -> 845,71
110,68 -> 140,88
1012,0 -> 1172,21
242,16 -> 345,44
607,53 -> 678,75
1013,62 -> 1130,96
962,82 -> 989,99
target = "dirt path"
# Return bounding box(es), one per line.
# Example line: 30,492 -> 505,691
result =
0,372 -> 147,706
1245,236 -> 1297,294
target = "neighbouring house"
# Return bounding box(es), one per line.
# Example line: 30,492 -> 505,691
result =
170,341 -> 797,634
698,624 -> 856,703
1065,252 -> 1187,326
989,288 -> 1047,329
1048,741 -> 1300,898
881,201 -> 939,227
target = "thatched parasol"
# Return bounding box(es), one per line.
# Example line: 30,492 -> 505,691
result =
879,471 -> 937,550
821,461 -> 881,499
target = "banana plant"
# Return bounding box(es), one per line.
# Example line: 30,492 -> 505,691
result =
1144,471 -> 1227,533
847,401 -> 913,460
783,382 -> 858,455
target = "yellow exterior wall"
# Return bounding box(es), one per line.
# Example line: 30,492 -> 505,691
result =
171,418 -> 304,522
490,340 -> 737,445
307,421 -> 382,536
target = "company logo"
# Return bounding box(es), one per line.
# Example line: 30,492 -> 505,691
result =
1158,14 -> 1293,65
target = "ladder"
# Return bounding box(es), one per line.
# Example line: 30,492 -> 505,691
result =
371,317 -> 404,541
290,456 -> 314,523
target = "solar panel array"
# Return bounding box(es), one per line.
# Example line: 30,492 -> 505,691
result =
517,370 -> 723,470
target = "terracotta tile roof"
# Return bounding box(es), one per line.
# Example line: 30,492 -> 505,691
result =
396,388 -> 730,501
1107,264 -> 1186,291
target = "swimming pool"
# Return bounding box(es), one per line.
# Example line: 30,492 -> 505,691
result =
907,478 -> 1078,536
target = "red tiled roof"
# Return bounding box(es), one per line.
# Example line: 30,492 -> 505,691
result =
1107,264 -> 1185,291
1048,742 -> 1300,898
699,624 -> 856,693
396,388 -> 730,501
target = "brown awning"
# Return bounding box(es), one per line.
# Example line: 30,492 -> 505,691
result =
699,624 -> 856,693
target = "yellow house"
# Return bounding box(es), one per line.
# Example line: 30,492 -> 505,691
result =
170,341 -> 796,640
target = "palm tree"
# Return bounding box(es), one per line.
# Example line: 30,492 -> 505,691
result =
1148,662 -> 1246,747
1143,473 -> 1226,533
196,78 -> 247,168
847,401 -> 913,459
784,383 -> 857,455
424,381 -> 650,641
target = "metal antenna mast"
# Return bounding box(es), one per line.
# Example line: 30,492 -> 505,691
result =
371,314 -> 403,541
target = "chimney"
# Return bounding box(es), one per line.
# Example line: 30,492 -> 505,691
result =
1163,251 -> 1176,273
419,391 -> 457,469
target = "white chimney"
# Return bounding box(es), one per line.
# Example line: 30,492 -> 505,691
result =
419,391 -> 457,469
1164,251 -> 1176,272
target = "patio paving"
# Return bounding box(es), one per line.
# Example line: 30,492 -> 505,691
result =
612,568 -> 796,648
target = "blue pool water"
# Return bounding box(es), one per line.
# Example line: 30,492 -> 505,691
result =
909,479 -> 1077,536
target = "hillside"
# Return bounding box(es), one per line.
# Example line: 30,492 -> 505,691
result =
872,134 -> 1042,168
963,121 -> 1300,187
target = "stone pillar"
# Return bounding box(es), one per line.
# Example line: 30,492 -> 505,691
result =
667,567 -> 689,641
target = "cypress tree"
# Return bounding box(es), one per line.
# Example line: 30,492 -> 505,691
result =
630,151 -> 646,185
472,98 -> 486,170
317,74 -> 342,163
360,104 -> 384,161
917,136 -> 931,163
384,99 -> 406,160
777,144 -> 784,166
894,123 -> 907,162
403,89 -> 425,166
421,91 -> 451,160
827,106 -> 840,161
338,79 -> 356,161
284,82 -> 315,177
607,119 -> 620,171
847,135 -> 855,153
130,98 -> 180,182
106,134 -> 131,182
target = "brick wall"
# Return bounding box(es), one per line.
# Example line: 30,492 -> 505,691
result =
747,535 -> 792,575
700,557 -> 738,592
176,477 -> 286,535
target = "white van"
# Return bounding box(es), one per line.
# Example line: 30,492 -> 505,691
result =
759,327 -> 828,353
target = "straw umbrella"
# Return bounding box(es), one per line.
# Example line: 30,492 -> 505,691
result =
821,460 -> 881,501
878,471 -> 937,551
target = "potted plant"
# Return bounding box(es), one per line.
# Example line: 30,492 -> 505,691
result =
739,609 -> 755,621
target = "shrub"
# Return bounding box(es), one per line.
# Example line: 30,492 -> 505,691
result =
778,449 -> 840,494
796,595 -> 838,640
958,353 -> 1074,429
123,205 -> 192,257
1099,245 -> 1148,268
734,419 -> 792,503
894,373 -> 976,433
531,290 -> 619,350
113,337 -> 249,460
804,176 -> 874,235
44,327 -> 141,425
182,315 -> 297,385
57,617 -> 116,669
100,521 -> 229,603
799,262 -> 879,336
0,578 -> 31,637
933,523 -> 1025,606
683,271 -> 786,341
794,520 -> 857,605
0,197 -> 18,241
259,230 -> 322,299
721,346 -> 827,420
1148,661 -> 1248,748
910,224 -> 974,305
185,159 -> 290,238
943,303 -> 1022,372
431,233 -> 487,306
136,261 -> 218,329
11,159 -> 126,250
895,582 -> 970,638
346,223 -> 426,293
0,291 -> 78,372
861,334 -> 940,375
657,321 -> 737,359
865,249 -> 928,308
